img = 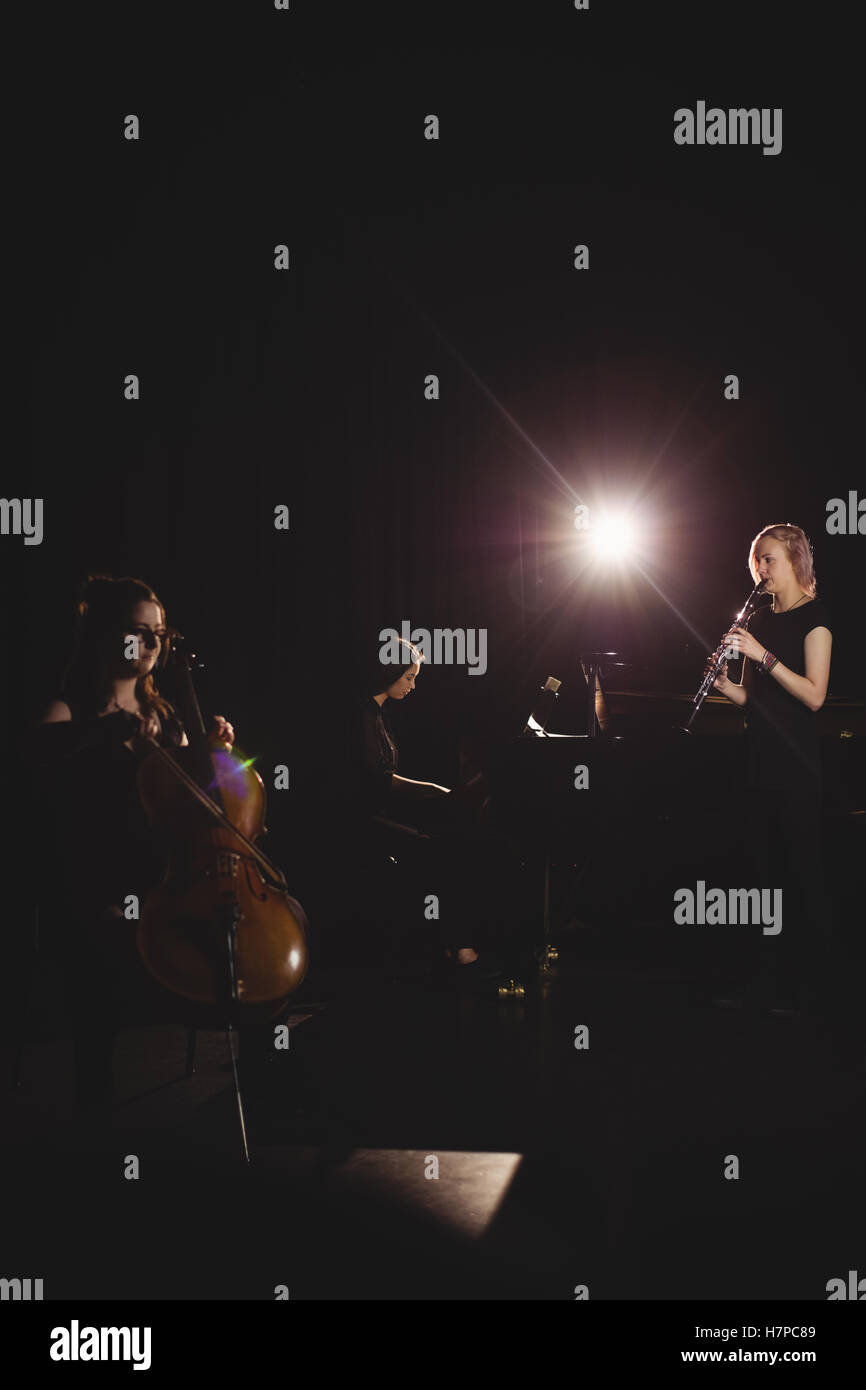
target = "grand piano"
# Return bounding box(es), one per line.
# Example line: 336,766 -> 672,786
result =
469,653 -> 865,940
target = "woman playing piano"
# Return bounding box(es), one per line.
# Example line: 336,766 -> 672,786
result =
351,638 -> 503,979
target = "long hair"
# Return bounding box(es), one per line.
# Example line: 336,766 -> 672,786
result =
748,524 -> 817,597
61,574 -> 175,719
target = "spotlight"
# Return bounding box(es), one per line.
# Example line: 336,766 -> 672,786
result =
589,514 -> 636,562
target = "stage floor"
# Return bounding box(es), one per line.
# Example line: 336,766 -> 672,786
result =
3,943 -> 865,1300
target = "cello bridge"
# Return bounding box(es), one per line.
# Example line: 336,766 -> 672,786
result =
216,850 -> 241,880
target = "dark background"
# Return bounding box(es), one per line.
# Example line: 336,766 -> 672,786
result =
7,1 -> 864,857
2,1 -> 865,1319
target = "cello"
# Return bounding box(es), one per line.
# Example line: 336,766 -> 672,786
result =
135,633 -> 308,1016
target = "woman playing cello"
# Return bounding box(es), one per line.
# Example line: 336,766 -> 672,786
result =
35,575 -> 236,1108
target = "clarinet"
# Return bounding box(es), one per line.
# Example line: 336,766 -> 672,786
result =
686,581 -> 767,729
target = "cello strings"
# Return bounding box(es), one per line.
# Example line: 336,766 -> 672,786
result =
143,737 -> 287,890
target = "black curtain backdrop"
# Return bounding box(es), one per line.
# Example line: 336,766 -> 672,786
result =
7,2 -> 864,886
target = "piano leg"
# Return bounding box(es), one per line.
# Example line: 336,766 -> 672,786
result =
538,852 -> 559,971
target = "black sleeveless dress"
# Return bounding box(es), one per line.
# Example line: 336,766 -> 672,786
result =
738,597 -> 833,1002
36,701 -> 186,932
744,597 -> 831,800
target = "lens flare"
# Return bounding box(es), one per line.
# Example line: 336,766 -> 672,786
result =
590,514 -> 636,561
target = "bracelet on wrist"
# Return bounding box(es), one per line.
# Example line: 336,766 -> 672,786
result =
760,648 -> 779,674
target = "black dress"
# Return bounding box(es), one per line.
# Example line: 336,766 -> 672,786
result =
354,697 -> 401,817
38,701 -> 186,918
346,696 -> 444,863
740,597 -> 832,1001
344,697 -> 528,958
33,702 -> 187,1103
744,597 -> 831,798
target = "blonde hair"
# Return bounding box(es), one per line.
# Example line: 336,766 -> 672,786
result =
748,524 -> 816,597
